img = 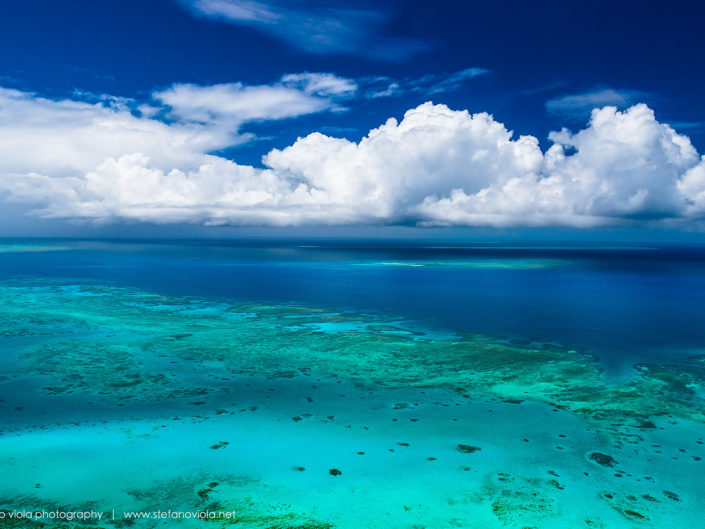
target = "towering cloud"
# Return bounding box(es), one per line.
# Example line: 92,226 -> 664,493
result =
0,85 -> 703,228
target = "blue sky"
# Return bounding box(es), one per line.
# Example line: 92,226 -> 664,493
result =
0,0 -> 704,238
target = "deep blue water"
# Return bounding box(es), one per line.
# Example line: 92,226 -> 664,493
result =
2,238 -> 705,371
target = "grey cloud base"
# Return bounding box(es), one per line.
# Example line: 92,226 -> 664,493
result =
0,87 -> 704,229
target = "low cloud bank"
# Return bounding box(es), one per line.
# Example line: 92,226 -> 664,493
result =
1,86 -> 703,228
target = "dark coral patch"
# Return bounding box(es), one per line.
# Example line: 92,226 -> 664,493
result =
588,452 -> 617,467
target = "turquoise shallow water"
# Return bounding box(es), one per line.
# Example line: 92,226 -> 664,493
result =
0,240 -> 704,528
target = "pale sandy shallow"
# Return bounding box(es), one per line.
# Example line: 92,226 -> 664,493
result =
0,280 -> 703,528
0,245 -> 70,253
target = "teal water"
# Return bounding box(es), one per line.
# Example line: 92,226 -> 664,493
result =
0,240 -> 704,528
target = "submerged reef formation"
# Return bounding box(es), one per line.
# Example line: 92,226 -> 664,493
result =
2,281 -> 702,439
1,279 -> 704,528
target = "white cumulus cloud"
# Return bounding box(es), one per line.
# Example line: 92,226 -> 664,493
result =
0,86 -> 704,229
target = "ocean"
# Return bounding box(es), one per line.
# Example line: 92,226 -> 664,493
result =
1,239 -> 703,528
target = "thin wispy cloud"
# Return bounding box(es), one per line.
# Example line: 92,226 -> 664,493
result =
71,89 -> 134,109
178,0 -> 429,60
152,72 -> 356,144
546,88 -> 649,120
366,82 -> 401,99
411,67 -> 490,95
362,67 -> 489,99
668,121 -> 705,133
319,125 -> 359,135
